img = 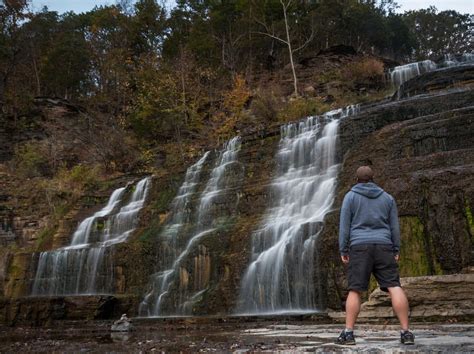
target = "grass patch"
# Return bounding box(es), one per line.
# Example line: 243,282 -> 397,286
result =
35,227 -> 56,251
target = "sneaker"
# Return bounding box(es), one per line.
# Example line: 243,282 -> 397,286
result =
400,330 -> 415,345
335,330 -> 356,345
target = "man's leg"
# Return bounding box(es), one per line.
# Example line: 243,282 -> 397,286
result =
387,286 -> 409,330
345,290 -> 361,330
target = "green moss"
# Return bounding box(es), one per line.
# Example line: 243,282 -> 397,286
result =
465,199 -> 474,237
96,219 -> 105,231
138,221 -> 161,242
7,253 -> 29,291
399,216 -> 442,277
153,186 -> 178,213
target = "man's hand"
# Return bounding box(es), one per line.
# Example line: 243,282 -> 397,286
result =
394,254 -> 400,262
341,255 -> 349,264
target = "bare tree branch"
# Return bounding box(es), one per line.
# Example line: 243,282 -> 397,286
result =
293,27 -> 315,53
251,31 -> 289,45
253,16 -> 272,34
280,0 -> 293,11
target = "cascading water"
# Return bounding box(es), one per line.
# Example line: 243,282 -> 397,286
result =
31,177 -> 150,296
161,151 -> 210,243
140,137 -> 242,316
237,106 -> 358,315
442,53 -> 474,67
390,53 -> 474,89
389,60 -> 437,88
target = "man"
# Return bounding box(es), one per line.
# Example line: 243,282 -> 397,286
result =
336,166 -> 414,345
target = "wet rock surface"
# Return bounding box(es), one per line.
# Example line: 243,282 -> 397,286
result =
0,320 -> 472,352
397,64 -> 474,99
319,72 -> 474,309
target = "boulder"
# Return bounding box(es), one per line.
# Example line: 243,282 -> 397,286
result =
111,313 -> 134,332
358,273 -> 474,320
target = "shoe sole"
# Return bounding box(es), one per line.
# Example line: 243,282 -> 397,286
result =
402,340 -> 415,345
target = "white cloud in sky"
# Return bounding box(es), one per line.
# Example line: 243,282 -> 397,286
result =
396,0 -> 473,14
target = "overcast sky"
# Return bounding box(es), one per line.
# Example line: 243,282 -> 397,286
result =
30,0 -> 473,15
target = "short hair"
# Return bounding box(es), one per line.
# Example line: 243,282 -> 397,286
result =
356,166 -> 374,183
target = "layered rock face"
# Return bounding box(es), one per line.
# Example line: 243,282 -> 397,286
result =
319,65 -> 474,309
0,129 -> 281,324
358,272 -> 474,320
0,64 -> 473,324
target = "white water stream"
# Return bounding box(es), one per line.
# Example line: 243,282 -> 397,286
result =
237,106 -> 358,314
31,177 -> 150,296
140,137 -> 242,316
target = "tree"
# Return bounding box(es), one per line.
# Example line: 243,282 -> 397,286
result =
403,7 -> 473,60
21,8 -> 59,96
0,0 -> 30,115
385,13 -> 415,61
251,0 -> 315,96
35,11 -> 91,99
131,0 -> 167,56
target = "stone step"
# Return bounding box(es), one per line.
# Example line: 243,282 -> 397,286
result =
358,273 -> 474,320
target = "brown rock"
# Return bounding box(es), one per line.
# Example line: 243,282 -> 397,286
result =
359,273 -> 474,320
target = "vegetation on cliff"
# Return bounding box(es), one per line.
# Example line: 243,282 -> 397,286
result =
1,1 -> 472,173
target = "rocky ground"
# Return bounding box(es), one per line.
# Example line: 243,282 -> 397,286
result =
0,319 -> 473,352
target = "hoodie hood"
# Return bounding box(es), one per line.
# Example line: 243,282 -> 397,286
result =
351,182 -> 384,199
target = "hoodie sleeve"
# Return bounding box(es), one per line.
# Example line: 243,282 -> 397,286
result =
389,198 -> 401,254
339,192 -> 352,255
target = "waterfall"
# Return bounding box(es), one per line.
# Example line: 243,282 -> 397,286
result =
161,151 -> 210,243
140,137 -> 242,316
31,177 -> 150,296
442,53 -> 474,67
390,53 -> 474,89
389,60 -> 437,88
237,106 -> 358,315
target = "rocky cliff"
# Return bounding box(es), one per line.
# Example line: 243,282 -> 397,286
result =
319,64 -> 474,309
0,64 -> 473,324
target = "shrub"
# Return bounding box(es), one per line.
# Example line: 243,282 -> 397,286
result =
250,88 -> 281,122
277,97 -> 329,123
213,74 -> 251,139
342,58 -> 385,85
13,142 -> 50,178
56,163 -> 102,193
222,75 -> 251,118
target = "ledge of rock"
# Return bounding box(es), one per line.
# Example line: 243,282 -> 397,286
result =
0,295 -> 139,326
396,64 -> 474,99
358,273 -> 474,320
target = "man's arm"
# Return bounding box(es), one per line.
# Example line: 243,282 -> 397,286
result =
389,198 -> 401,256
339,193 -> 352,259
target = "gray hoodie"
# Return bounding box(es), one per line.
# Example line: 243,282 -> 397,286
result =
339,182 -> 400,256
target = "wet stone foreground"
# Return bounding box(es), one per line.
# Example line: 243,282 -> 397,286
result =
0,318 -> 473,353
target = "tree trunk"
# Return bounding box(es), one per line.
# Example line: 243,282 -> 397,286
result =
31,43 -> 41,96
180,47 -> 188,126
281,0 -> 298,96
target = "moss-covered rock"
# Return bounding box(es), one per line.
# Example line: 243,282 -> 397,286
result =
399,216 -> 442,277
4,252 -> 32,298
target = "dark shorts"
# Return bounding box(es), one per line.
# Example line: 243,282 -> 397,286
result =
348,243 -> 401,292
